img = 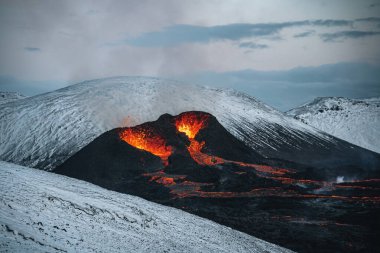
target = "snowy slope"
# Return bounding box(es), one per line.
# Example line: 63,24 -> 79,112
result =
0,92 -> 25,105
0,161 -> 292,253
0,76 -> 336,170
287,97 -> 380,153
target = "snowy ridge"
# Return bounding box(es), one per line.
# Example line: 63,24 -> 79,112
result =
287,97 -> 380,153
0,76 -> 334,170
0,161 -> 292,253
0,92 -> 25,105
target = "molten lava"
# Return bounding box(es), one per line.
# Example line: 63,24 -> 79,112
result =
119,112 -> 380,204
187,139 -> 225,165
119,126 -> 172,165
174,113 -> 297,170
175,112 -> 224,165
175,112 -> 209,139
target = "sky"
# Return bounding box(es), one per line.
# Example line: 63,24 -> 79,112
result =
0,0 -> 380,110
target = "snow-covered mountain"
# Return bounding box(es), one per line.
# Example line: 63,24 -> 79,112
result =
0,92 -> 25,105
287,97 -> 380,154
0,161 -> 291,253
0,77 -> 378,171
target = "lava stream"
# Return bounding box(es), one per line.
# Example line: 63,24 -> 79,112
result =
175,112 -> 224,166
175,112 -> 297,174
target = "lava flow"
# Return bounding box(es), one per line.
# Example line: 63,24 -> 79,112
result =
175,113 -> 292,173
175,112 -> 226,165
118,112 -> 380,203
119,126 -> 172,165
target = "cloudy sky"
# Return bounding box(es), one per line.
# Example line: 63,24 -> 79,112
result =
1,0 -> 380,110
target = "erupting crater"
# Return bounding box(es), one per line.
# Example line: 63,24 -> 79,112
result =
175,112 -> 209,139
175,112 -> 225,165
119,126 -> 172,165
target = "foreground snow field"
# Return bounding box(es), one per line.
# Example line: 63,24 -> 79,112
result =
0,161 -> 292,253
0,76 -> 334,170
287,97 -> 380,153
0,92 -> 25,105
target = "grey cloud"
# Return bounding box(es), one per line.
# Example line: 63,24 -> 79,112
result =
239,42 -> 268,49
294,30 -> 315,38
178,62 -> 380,111
355,17 -> 380,28
1,1 -> 380,86
24,47 -> 41,52
311,20 -> 353,27
126,19 -> 353,47
356,17 -> 380,22
0,0 -> 192,81
320,30 -> 380,42
369,3 -> 380,8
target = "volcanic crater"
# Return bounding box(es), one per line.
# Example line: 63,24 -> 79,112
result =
55,111 -> 380,253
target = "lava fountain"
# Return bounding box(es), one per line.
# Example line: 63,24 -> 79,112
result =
175,112 -> 210,139
175,112 -> 224,165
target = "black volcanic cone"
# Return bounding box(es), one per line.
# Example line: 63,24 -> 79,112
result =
53,128 -> 172,199
194,112 -> 264,163
55,111 -> 380,253
55,111 -> 265,197
144,111 -> 264,164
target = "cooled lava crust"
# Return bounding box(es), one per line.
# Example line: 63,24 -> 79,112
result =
55,111 -> 380,253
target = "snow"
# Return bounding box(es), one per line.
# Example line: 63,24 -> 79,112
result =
0,161 -> 292,253
0,92 -> 25,105
287,97 -> 380,153
0,76 -> 333,170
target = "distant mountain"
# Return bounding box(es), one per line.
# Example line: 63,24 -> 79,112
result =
287,97 -> 380,153
1,76 -> 379,172
0,91 -> 25,104
0,161 -> 290,253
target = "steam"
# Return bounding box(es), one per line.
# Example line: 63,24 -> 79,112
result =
336,176 -> 360,184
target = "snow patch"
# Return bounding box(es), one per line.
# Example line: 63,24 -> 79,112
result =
0,161 -> 292,253
336,176 -> 345,183
287,97 -> 380,153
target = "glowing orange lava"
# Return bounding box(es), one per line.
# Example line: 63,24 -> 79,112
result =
154,176 -> 176,185
119,126 -> 172,165
187,139 -> 225,165
118,112 -> 380,204
175,112 -> 225,165
233,163 -> 294,175
175,112 -> 209,139
174,112 -> 296,171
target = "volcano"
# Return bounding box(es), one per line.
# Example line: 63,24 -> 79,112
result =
55,111 -> 380,253
2,77 -> 380,172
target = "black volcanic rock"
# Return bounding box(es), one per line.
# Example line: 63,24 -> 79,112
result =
55,112 -> 265,197
55,111 -> 380,253
196,113 -> 263,163
54,129 -> 170,199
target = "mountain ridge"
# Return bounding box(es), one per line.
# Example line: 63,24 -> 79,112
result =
287,96 -> 380,153
1,77 -> 379,171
